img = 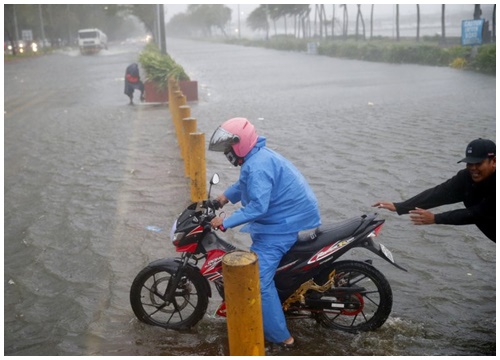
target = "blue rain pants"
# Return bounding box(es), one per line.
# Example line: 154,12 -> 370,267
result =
250,232 -> 297,344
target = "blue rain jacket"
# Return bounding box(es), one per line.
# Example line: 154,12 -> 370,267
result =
222,136 -> 321,234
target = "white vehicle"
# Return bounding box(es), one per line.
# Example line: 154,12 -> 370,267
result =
78,28 -> 107,54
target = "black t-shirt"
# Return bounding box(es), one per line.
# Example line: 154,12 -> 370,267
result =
394,169 -> 496,242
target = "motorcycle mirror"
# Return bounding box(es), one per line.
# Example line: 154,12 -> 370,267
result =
208,173 -> 220,199
210,173 -> 220,185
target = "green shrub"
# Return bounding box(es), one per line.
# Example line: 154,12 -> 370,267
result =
222,36 -> 494,75
471,44 -> 496,75
138,43 -> 190,90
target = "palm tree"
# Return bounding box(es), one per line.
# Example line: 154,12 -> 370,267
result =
370,5 -> 374,39
340,4 -> 348,38
441,4 -> 446,44
320,5 -> 327,37
396,5 -> 400,41
355,5 -> 366,41
493,5 -> 496,42
246,5 -> 269,40
316,4 -> 327,38
332,5 -> 336,39
267,5 -> 280,37
416,4 -> 420,42
473,4 -> 481,19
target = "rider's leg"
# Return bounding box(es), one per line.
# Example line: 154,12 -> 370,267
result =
250,232 -> 297,344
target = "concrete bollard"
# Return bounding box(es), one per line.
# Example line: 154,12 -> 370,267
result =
222,251 -> 265,356
182,117 -> 197,178
189,132 -> 206,202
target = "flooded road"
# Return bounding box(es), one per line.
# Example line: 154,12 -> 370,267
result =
4,38 -> 495,356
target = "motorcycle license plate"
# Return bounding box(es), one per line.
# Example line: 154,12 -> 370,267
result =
380,244 -> 394,263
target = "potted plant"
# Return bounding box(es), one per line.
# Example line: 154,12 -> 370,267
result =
139,43 -> 198,103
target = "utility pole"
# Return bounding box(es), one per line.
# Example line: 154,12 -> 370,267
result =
157,4 -> 167,54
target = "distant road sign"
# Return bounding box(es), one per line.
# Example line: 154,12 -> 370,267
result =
461,19 -> 484,46
21,30 -> 33,42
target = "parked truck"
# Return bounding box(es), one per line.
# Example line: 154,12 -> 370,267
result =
78,28 -> 107,54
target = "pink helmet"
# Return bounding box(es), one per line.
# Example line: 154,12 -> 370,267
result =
209,117 -> 258,157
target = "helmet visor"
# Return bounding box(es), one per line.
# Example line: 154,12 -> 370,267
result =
208,126 -> 240,152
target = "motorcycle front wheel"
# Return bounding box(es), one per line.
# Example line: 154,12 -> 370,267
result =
130,264 -> 209,330
313,260 -> 393,333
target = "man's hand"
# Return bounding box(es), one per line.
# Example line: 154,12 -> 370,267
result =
216,194 -> 229,208
409,208 -> 435,225
372,201 -> 396,212
210,216 -> 224,229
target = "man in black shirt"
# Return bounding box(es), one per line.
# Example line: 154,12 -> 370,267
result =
373,138 -> 496,242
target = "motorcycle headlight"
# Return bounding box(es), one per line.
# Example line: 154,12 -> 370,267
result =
171,232 -> 185,246
170,219 -> 185,245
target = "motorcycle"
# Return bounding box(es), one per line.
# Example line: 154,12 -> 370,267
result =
130,174 -> 407,333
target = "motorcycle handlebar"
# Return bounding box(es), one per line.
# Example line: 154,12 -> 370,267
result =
205,199 -> 222,210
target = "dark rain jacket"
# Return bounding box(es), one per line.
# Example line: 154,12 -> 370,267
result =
394,169 -> 495,242
124,63 -> 144,97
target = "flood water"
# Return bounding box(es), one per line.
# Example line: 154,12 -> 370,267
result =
4,38 -> 496,356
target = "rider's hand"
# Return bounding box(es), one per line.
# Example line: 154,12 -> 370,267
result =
372,201 -> 396,212
409,208 -> 435,225
216,194 -> 229,208
210,216 -> 224,230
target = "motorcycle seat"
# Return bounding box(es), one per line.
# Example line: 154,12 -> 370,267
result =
296,216 -> 365,245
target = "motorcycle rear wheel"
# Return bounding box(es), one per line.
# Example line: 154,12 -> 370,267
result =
130,264 -> 208,330
313,260 -> 392,333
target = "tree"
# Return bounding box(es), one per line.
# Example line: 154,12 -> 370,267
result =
370,5 -> 374,39
247,5 -> 269,39
129,5 -> 156,35
416,5 -> 420,42
493,5 -> 496,42
185,5 -> 232,37
332,5 -> 336,39
355,4 -> 366,41
473,4 -> 482,19
318,4 -> 327,38
396,5 -> 400,41
441,5 -> 446,43
340,4 -> 348,38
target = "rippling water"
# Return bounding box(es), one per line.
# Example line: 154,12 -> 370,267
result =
4,39 -> 495,356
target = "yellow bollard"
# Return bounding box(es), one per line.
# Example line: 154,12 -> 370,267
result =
189,132 -> 206,202
182,117 -> 197,178
168,77 -> 176,104
175,92 -> 187,153
178,106 -> 191,158
222,251 -> 265,356
175,91 -> 186,107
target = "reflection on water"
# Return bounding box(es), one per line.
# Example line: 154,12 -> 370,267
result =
4,39 -> 495,356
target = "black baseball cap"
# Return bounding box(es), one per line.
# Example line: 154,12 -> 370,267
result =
458,138 -> 496,164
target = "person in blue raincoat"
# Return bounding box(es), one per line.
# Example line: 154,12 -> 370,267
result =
208,117 -> 321,348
